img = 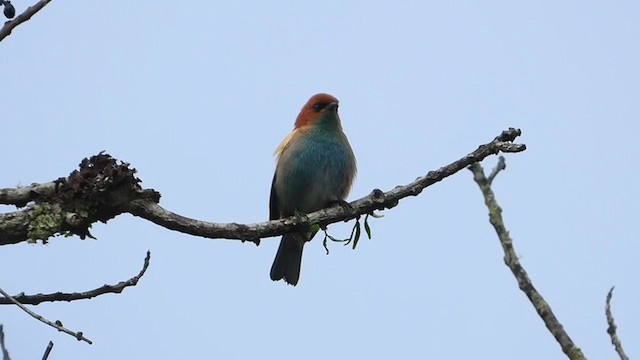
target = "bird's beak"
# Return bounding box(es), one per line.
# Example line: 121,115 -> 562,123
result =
326,102 -> 339,112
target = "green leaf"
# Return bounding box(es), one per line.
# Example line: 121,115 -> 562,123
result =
352,221 -> 361,249
364,216 -> 372,239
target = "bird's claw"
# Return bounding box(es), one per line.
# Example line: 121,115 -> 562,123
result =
330,200 -> 356,217
293,210 -> 308,225
340,200 -> 354,213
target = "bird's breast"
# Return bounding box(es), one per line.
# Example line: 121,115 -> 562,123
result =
275,129 -> 356,216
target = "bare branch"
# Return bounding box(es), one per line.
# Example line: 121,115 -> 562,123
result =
0,287 -> 92,344
469,160 -> 586,360
0,128 -> 526,245
486,155 -> 506,184
605,286 -> 629,360
0,251 -> 151,305
0,325 -> 11,360
41,341 -> 53,360
0,0 -> 52,42
0,182 -> 57,207
125,128 -> 525,240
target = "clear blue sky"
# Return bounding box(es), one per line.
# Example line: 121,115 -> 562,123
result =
1,1 -> 638,359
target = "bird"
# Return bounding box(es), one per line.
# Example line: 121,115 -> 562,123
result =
269,93 -> 357,286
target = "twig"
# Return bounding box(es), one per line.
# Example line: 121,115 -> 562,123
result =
605,287 -> 629,360
0,325 -> 11,360
469,160 -> 586,360
0,0 -> 52,41
0,251 -> 152,305
41,341 -> 53,360
0,251 -> 150,343
0,286 -> 92,344
486,155 -> 506,184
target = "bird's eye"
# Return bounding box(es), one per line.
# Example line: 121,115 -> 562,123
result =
312,103 -> 327,112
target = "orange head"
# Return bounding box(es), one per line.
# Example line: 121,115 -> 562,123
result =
294,93 -> 340,128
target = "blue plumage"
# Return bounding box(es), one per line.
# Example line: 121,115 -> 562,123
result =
269,94 -> 356,286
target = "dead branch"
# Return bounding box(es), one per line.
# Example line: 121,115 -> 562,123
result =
605,287 -> 629,360
0,251 -> 151,305
469,160 -> 586,360
0,128 -> 526,245
0,0 -> 51,42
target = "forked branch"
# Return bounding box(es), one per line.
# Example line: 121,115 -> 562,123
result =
469,160 -> 586,360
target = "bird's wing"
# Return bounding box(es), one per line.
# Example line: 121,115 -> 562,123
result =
274,128 -> 301,157
269,172 -> 279,220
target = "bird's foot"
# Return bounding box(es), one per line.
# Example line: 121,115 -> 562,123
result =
293,210 -> 308,225
328,200 -> 356,217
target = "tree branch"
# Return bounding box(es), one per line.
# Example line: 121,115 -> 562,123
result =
0,251 -> 151,305
0,325 -> 11,360
0,287 -> 92,344
0,128 -> 525,245
486,155 -> 506,184
469,160 -> 586,360
0,182 -> 56,208
605,287 -> 629,360
0,0 -> 52,42
41,341 -> 53,360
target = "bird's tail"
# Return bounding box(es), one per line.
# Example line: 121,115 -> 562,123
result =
270,233 -> 307,286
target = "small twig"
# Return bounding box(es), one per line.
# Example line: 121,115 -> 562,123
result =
41,341 -> 53,360
0,325 -> 11,360
605,287 -> 629,360
0,251 -> 151,344
0,0 -> 52,41
469,160 -> 586,360
486,155 -> 506,184
0,287 -> 92,344
0,250 -> 152,305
